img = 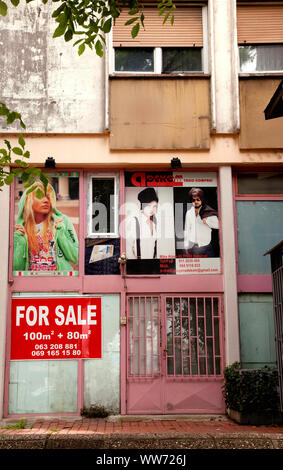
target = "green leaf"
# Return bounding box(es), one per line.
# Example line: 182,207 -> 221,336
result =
0,1 -> 7,16
20,119 -> 26,129
22,172 -> 33,184
10,0 -> 20,5
0,104 -> 9,116
73,38 -> 84,47
64,29 -> 73,41
125,16 -> 138,26
102,18 -> 112,34
53,22 -> 68,38
6,112 -> 17,125
12,147 -> 23,155
35,188 -> 43,199
52,3 -> 65,18
26,184 -> 38,195
131,22 -> 140,39
5,174 -> 14,185
23,150 -> 30,159
158,6 -> 167,16
18,134 -> 25,149
128,8 -> 140,15
78,43 -> 85,56
4,140 -> 11,150
95,39 -> 103,57
163,12 -> 170,24
39,171 -> 49,189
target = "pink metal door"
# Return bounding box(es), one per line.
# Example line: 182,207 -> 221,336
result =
126,295 -> 225,414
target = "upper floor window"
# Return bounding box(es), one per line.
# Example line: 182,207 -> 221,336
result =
112,6 -> 207,74
237,4 -> 283,73
239,44 -> 283,73
115,46 -> 203,73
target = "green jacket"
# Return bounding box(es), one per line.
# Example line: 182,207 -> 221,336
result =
13,189 -> 79,272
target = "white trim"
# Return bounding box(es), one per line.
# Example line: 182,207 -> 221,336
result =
231,0 -> 240,131
87,173 -> 120,239
154,47 -> 162,74
208,0 -> 216,130
105,29 -> 112,129
202,5 -> 209,74
219,166 -> 240,365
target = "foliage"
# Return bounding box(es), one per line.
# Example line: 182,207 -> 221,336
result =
223,361 -> 280,414
0,103 -> 49,196
0,1 -> 176,192
0,0 -> 176,56
80,404 -> 109,418
5,418 -> 27,429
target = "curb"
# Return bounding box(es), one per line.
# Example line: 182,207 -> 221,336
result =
0,432 -> 282,450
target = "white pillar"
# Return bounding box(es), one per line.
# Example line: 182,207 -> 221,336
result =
0,182 -> 10,419
209,0 -> 240,133
219,166 -> 240,365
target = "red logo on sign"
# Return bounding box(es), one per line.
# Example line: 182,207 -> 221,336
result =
11,297 -> 102,360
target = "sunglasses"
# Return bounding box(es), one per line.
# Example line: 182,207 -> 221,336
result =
192,198 -> 201,202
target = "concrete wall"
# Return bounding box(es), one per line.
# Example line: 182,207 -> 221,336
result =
0,1 -> 106,133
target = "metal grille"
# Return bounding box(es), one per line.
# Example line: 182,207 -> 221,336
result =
127,295 -> 223,379
127,296 -> 161,377
165,296 -> 223,377
272,266 -> 283,411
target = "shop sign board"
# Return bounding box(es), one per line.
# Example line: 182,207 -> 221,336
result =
11,297 -> 102,360
125,171 -> 220,275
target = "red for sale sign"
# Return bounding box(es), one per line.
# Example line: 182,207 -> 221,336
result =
11,297 -> 102,360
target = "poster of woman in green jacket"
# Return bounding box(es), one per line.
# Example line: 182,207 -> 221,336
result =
13,181 -> 79,275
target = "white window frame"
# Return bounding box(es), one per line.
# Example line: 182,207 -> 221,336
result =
87,173 -> 119,239
110,6 -> 209,75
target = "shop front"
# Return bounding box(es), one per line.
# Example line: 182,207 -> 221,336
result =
4,168 -> 226,417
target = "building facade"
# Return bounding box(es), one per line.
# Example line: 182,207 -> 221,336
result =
0,0 -> 282,418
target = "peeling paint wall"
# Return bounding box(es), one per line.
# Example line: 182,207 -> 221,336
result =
0,1 -> 106,133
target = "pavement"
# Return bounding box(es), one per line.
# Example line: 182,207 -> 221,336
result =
0,414 -> 282,451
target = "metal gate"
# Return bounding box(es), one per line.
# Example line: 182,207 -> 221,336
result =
265,241 -> 283,412
273,267 -> 283,411
126,294 -> 225,414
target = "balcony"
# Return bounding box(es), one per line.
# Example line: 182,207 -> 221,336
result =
109,76 -> 210,150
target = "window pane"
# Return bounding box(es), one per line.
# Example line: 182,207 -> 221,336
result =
237,173 -> 283,195
92,178 -> 115,234
162,48 -> 202,73
115,48 -> 154,72
238,294 -> 276,369
9,360 -> 78,413
239,45 -> 283,72
237,201 -> 283,274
